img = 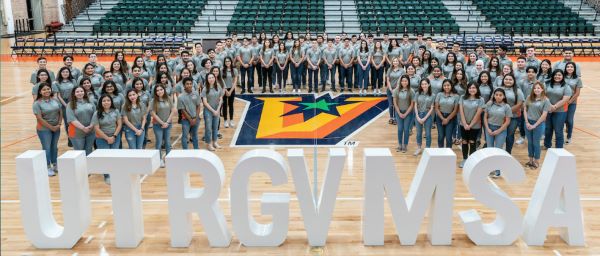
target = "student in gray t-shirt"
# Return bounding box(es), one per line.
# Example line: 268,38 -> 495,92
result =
33,83 -> 62,174
544,71 -> 573,149
321,40 -> 338,91
484,88 -> 512,151
201,73 -> 224,150
458,83 -> 485,166
524,81 -> 551,168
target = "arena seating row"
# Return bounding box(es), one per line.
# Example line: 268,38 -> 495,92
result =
227,0 -> 325,34
472,0 -> 595,35
354,0 -> 460,34
12,36 -> 600,56
92,0 -> 207,35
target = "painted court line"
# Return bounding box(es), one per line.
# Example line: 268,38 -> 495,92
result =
2,197 -> 600,204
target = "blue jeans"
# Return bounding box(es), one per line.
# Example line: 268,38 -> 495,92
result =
240,64 -> 254,91
71,132 -> 95,155
320,64 -> 336,88
396,110 -> 414,145
302,62 -> 307,86
371,66 -> 384,89
505,117 -> 519,154
181,119 -> 199,149
566,103 -> 577,139
307,66 -> 319,91
526,119 -> 545,159
436,113 -> 456,148
386,89 -> 395,118
357,64 -> 370,90
544,111 -> 567,148
95,133 -> 121,149
124,124 -> 145,149
142,113 -> 151,149
37,129 -> 60,166
415,111 -> 433,147
154,123 -> 172,157
339,65 -> 353,90
485,124 -> 508,149
291,63 -> 304,90
203,109 -> 220,144
353,64 -> 359,88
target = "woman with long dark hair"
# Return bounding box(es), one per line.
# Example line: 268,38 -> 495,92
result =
544,70 -> 573,149
33,83 -> 62,176
222,57 -> 238,128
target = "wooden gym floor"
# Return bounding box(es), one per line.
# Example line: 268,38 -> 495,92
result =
1,39 -> 600,255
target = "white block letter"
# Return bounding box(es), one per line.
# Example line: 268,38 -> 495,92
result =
166,150 -> 231,247
16,150 -> 91,248
363,148 -> 456,245
288,148 -> 345,246
523,149 -> 585,246
231,149 -> 290,247
87,149 -> 160,248
459,148 -> 525,245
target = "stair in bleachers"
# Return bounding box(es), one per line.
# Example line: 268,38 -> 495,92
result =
190,0 -> 239,39
559,0 -> 600,33
472,0 -> 595,36
227,0 -> 326,37
442,0 -> 495,34
353,0 -> 460,36
324,0 -> 361,35
56,0 -> 120,37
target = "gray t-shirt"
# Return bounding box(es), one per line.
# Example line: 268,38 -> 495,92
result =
201,86 -> 224,110
546,83 -> 573,113
409,75 -> 421,91
291,48 -> 304,63
53,80 -> 76,103
553,60 -> 581,77
109,93 -> 125,111
519,78 -> 537,100
31,82 -> 59,96
436,93 -> 459,114
526,97 -> 551,121
177,91 -> 201,118
237,46 -> 254,64
321,47 -> 338,64
338,46 -> 354,64
30,69 -> 56,84
276,52 -> 289,66
92,109 -> 120,136
565,76 -> 583,94
372,50 -> 385,66
399,43 -> 413,61
393,87 -> 415,112
387,47 -> 402,61
430,77 -> 444,95
478,84 -> 493,103
414,92 -> 436,113
33,98 -> 62,131
485,102 -> 512,126
387,68 -> 405,89
306,48 -> 322,65
150,98 -> 174,123
499,86 -> 525,109
66,99 -> 96,138
460,97 -> 485,129
78,74 -> 104,91
357,51 -> 370,65
260,48 -> 275,65
121,103 -> 147,127
223,68 -> 239,89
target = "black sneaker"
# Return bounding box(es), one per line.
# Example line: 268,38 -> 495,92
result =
218,134 -> 223,139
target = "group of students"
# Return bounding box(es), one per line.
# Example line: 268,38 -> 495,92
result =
30,49 -> 234,182
31,32 -> 583,180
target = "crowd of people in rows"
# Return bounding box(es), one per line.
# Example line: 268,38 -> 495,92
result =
30,32 -> 583,181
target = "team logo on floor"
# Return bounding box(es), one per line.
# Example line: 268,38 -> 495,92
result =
232,93 -> 388,147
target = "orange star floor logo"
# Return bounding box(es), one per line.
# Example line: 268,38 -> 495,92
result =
232,93 -> 389,147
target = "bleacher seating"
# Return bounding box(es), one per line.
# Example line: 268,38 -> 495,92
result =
473,0 -> 595,35
354,0 -> 460,35
227,0 -> 325,34
92,0 -> 207,35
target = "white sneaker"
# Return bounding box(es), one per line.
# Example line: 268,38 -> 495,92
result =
224,120 -> 229,128
230,120 -> 235,127
459,160 -> 465,168
566,138 -> 572,144
160,160 -> 165,168
516,137 -> 524,145
48,167 -> 56,177
413,148 -> 422,156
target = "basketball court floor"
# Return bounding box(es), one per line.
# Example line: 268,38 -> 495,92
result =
1,40 -> 599,254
